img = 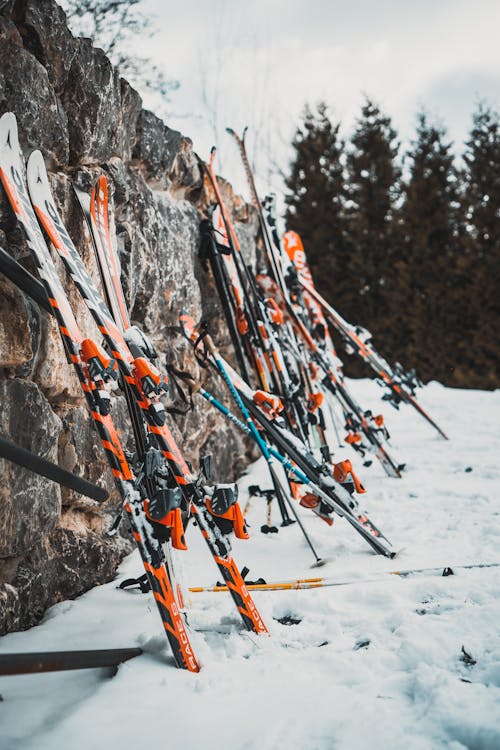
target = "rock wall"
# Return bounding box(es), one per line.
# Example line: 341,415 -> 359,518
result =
0,0 -> 258,634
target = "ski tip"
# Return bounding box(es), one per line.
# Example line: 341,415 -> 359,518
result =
26,148 -> 44,166
0,111 -> 17,131
0,111 -> 18,150
97,173 -> 109,194
26,149 -> 46,185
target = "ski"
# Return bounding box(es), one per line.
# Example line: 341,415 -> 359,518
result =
202,150 -> 302,524
298,274 -> 448,440
203,149 -> 339,495
281,230 -> 405,478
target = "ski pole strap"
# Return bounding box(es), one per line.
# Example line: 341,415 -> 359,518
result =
164,364 -> 196,415
0,434 -> 109,502
0,245 -> 52,314
189,320 -> 213,367
199,217 -> 231,257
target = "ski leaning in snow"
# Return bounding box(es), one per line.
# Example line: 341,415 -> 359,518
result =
280,229 -> 405,478
200,208 -> 312,525
199,212 -> 336,534
0,111 -> 200,672
26,158 -> 268,641
297,265 -> 448,441
180,312 -> 395,558
188,562 -> 500,592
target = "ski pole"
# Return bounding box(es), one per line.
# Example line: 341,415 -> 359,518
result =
0,434 -> 108,502
327,399 -> 344,449
196,339 -> 325,567
189,562 -> 500,593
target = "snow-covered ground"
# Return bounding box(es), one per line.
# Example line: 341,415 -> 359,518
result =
1,380 -> 500,750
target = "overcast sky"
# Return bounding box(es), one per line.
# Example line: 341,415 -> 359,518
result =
135,0 -> 500,196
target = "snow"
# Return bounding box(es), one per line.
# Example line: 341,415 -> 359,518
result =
1,379 -> 500,750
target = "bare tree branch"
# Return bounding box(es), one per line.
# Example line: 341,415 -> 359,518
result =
61,0 -> 180,108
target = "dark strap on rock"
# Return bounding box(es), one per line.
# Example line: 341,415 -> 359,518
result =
191,320 -> 210,368
193,320 -> 210,352
0,244 -> 52,314
165,364 -> 196,415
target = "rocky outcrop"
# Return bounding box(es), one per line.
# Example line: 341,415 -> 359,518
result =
0,0 -> 258,634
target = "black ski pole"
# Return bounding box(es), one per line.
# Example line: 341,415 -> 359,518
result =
0,435 -> 108,501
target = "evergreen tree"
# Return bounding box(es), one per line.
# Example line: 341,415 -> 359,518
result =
398,114 -> 462,381
344,99 -> 401,346
284,102 -> 351,305
284,98 -> 498,388
462,103 -> 500,386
